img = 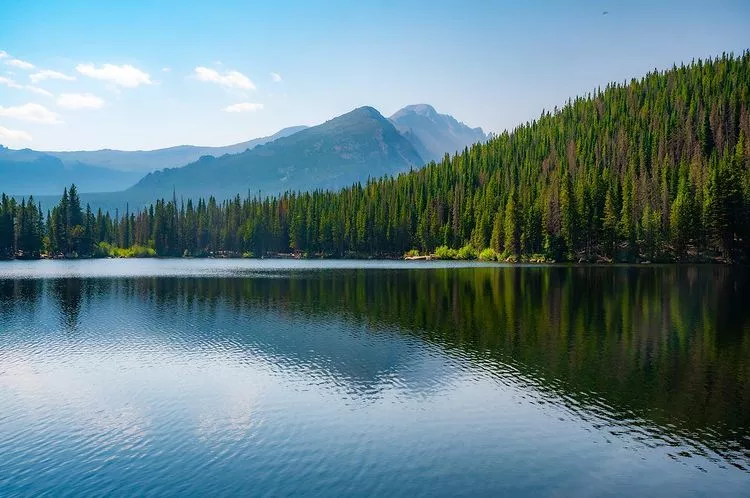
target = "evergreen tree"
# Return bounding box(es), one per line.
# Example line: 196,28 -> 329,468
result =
1,52 -> 748,263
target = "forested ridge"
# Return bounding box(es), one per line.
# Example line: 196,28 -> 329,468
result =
2,52 -> 749,262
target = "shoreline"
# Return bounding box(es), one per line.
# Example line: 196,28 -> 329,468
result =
0,254 -> 740,265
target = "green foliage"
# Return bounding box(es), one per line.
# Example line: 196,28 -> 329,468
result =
504,190 -> 521,256
671,179 -> 694,258
92,241 -> 111,258
602,187 -> 619,257
2,53 -> 749,262
456,244 -> 477,260
97,241 -> 156,258
434,245 -> 458,260
543,234 -> 566,262
639,205 -> 661,261
478,248 -> 498,261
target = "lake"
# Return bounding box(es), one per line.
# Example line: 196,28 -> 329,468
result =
0,259 -> 748,496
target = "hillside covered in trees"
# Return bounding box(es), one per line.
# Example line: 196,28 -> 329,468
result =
1,52 -> 749,262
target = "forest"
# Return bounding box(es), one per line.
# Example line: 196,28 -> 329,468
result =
1,52 -> 749,262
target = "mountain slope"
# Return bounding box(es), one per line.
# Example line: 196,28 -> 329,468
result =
43,125 -> 308,173
128,106 -> 423,200
389,104 -> 487,162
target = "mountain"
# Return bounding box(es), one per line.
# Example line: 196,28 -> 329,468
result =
128,106 -> 423,201
0,147 -> 143,196
4,53 -> 748,262
389,104 -> 487,163
17,104 -> 485,213
1,126 -> 308,196
43,126 -> 308,173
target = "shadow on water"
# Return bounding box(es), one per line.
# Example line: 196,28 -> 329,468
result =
1,265 -> 748,470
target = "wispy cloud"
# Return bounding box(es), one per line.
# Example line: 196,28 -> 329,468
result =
0,103 -> 63,124
0,76 -> 53,98
0,125 -> 32,143
76,63 -> 152,87
0,75 -> 23,89
5,58 -> 34,70
271,72 -> 282,83
0,51 -> 35,71
57,93 -> 105,110
30,69 -> 76,83
194,67 -> 255,90
26,86 -> 53,97
162,67 -> 171,72
223,102 -> 264,113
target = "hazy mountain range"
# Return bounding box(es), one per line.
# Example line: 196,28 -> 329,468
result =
3,104 -> 487,211
42,126 -> 310,173
0,126 -> 307,196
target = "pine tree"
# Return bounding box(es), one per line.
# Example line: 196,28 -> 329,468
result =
504,189 -> 520,256
602,187 -> 618,257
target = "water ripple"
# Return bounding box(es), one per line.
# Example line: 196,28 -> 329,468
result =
0,262 -> 748,496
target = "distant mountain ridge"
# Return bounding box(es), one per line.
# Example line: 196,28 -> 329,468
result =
0,126 -> 308,196
42,126 -> 309,173
389,104 -> 487,163
0,147 -> 143,196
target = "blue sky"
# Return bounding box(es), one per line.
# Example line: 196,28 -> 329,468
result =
0,0 -> 748,151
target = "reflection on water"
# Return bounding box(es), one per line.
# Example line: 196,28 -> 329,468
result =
0,262 -> 748,495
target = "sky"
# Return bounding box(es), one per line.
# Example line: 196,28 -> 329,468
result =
0,0 -> 748,151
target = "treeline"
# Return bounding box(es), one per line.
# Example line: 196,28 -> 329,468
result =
0,185 -> 105,259
2,52 -> 749,261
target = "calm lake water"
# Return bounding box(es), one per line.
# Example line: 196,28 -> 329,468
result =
0,259 -> 748,496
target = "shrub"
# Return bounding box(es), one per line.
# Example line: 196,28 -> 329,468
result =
96,242 -> 155,258
456,244 -> 477,260
478,248 -> 498,261
404,249 -> 421,258
121,245 -> 156,258
434,245 -> 458,260
94,242 -> 112,258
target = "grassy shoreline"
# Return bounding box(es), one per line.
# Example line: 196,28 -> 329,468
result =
1,249 -> 737,265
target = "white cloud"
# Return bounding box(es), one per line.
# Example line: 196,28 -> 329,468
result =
223,102 -> 264,113
162,67 -> 171,72
271,72 -> 282,83
0,75 -> 21,89
57,93 -> 105,110
6,58 -> 34,70
0,50 -> 8,59
0,125 -> 32,143
76,63 -> 152,87
0,103 -> 63,124
26,86 -> 53,97
30,69 -> 76,83
0,76 -> 52,97
194,66 -> 255,90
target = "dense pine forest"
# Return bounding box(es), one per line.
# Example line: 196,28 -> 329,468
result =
1,52 -> 749,262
